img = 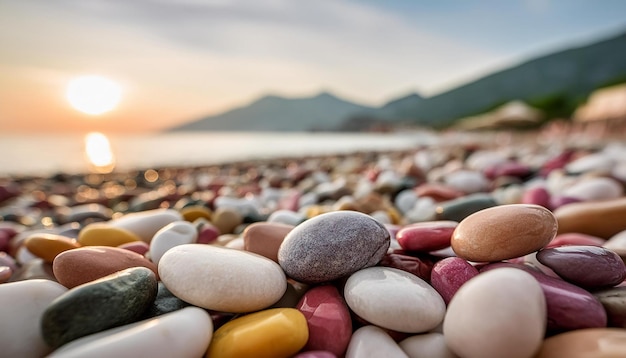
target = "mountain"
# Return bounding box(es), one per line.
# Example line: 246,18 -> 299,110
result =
171,92 -> 374,132
374,30 -> 626,127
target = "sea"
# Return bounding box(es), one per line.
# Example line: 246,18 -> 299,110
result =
0,131 -> 442,177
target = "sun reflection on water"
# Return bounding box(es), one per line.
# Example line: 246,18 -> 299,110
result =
84,132 -> 115,173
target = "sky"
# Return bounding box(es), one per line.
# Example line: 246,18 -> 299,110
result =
1,0 -> 625,133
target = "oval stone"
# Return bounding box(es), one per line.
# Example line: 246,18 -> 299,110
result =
537,246 -> 626,289
180,205 -> 212,222
159,244 -> 286,312
296,285 -> 352,357
435,193 -> 497,222
345,325 -> 408,358
48,307 -> 212,358
535,328 -> 626,358
109,208 -> 182,243
430,256 -> 479,304
396,221 -> 457,252
142,282 -> 191,319
593,287 -> 626,328
53,246 -> 158,288
212,207 -> 244,234
451,204 -> 557,262
547,233 -> 605,248
0,280 -> 67,358
117,241 -> 150,256
379,253 -> 435,282
78,224 -> 141,247
24,233 -> 81,263
399,333 -> 457,358
444,268 -> 546,358
344,267 -> 445,333
278,211 -> 390,284
561,177 -> 623,202
555,197 -> 626,239
42,267 -> 158,348
243,222 -> 294,262
206,308 -> 308,358
149,221 -> 198,265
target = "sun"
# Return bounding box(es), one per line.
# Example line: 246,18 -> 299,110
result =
66,75 -> 122,115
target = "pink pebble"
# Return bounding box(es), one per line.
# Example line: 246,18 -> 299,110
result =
117,241 -> 150,256
0,251 -> 18,272
550,196 -> 581,210
547,233 -> 606,248
522,186 -> 551,208
293,351 -> 337,358
430,257 -> 479,304
396,221 -> 457,252
196,223 -> 220,244
485,162 -> 531,180
0,265 -> 12,283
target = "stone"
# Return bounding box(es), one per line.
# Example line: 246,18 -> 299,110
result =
78,223 -> 142,247
243,222 -> 294,262
296,285 -> 352,357
195,220 -> 220,244
142,281 -> 191,319
603,230 -> 626,258
180,205 -> 212,222
9,258 -> 56,282
109,208 -> 182,243
444,170 -> 489,194
535,328 -> 626,358
212,207 -> 244,234
278,211 -> 390,284
48,307 -> 212,358
159,244 -> 286,312
149,221 -> 198,265
451,204 -> 557,262
293,351 -> 337,358
345,325 -> 409,358
521,186 -> 551,208
42,267 -> 158,348
267,209 -> 305,226
593,287 -> 626,328
344,267 -> 445,333
0,265 -> 11,283
0,279 -> 67,357
415,183 -> 464,202
24,233 -> 80,263
562,177 -> 624,202
379,252 -> 436,281
117,240 -> 150,256
52,246 -> 158,288
399,333 -> 458,358
537,245 -> 626,289
435,193 -> 497,222
547,233 -> 605,248
206,308 -> 308,358
481,262 -> 607,332
430,257 -> 479,305
565,153 -> 614,174
443,268 -> 546,358
554,197 -> 626,239
396,221 -> 457,252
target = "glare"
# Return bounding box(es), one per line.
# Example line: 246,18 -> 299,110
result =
67,75 -> 121,115
84,132 -> 115,173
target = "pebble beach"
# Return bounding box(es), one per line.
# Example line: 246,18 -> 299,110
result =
2,129 -> 626,358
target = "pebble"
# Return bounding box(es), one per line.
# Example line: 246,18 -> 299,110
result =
535,328 -> 626,358
537,245 -> 626,289
435,193 -> 497,222
0,279 -> 67,357
48,307 -> 213,358
451,204 -> 557,262
345,325 -> 408,358
206,308 -> 308,358
24,233 -> 81,263
443,268 -> 546,358
109,208 -> 182,243
561,177 -> 624,202
243,222 -> 294,262
430,256 -> 479,304
603,229 -> 626,258
212,207 -> 244,234
180,205 -> 212,222
142,281 -> 190,319
547,233 -> 605,248
78,223 -> 142,246
52,246 -> 158,288
158,244 -> 286,312
444,170 -> 489,194
42,267 -> 157,348
278,211 -> 390,284
398,333 -> 458,358
344,267 -> 445,333
396,221 -> 457,252
379,252 -> 435,281
117,240 -> 150,255
296,285 -> 352,357
268,209 -> 306,226
554,197 -> 626,239
593,287 -> 626,328
149,221 -> 198,265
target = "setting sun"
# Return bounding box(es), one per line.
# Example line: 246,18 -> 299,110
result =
66,75 -> 122,115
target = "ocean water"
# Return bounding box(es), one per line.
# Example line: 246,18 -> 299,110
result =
0,131 -> 440,177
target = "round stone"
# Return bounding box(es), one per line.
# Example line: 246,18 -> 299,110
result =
158,244 -> 286,313
278,211 -> 390,284
212,207 -> 244,234
444,268 -> 546,358
149,221 -> 198,265
344,267 -> 445,333
451,204 -> 557,262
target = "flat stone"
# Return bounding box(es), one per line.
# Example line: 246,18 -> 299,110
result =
149,221 -> 197,265
451,204 -> 557,262
399,333 -> 458,358
396,221 -> 457,252
535,328 -> 626,358
555,197 -> 626,239
278,211 -> 390,284
537,245 -> 626,289
159,244 -> 286,312
344,267 -> 445,333
435,193 -> 497,222
243,222 -> 294,262
78,223 -> 142,247
42,267 -> 158,348
117,241 -> 150,256
444,268 -> 546,358
267,209 -> 305,226
48,307 -> 212,358
53,246 -> 158,288
430,256 -> 479,304
109,208 -> 182,243
296,285 -> 352,357
180,205 -> 212,222
415,183 -> 464,202
24,233 -> 81,263
562,177 -> 624,202
444,170 -> 489,194
206,308 -> 308,358
0,279 -> 67,357
593,287 -> 626,328
345,325 -> 408,358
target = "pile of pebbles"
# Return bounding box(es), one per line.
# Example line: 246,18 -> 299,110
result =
2,133 -> 626,357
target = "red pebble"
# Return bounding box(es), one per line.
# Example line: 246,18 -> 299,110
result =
430,257 -> 479,304
396,221 -> 457,252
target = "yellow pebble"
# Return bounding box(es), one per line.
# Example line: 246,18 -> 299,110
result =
305,205 -> 328,219
78,223 -> 142,246
386,207 -> 403,225
24,233 -> 81,263
206,308 -> 308,358
181,205 -> 212,222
